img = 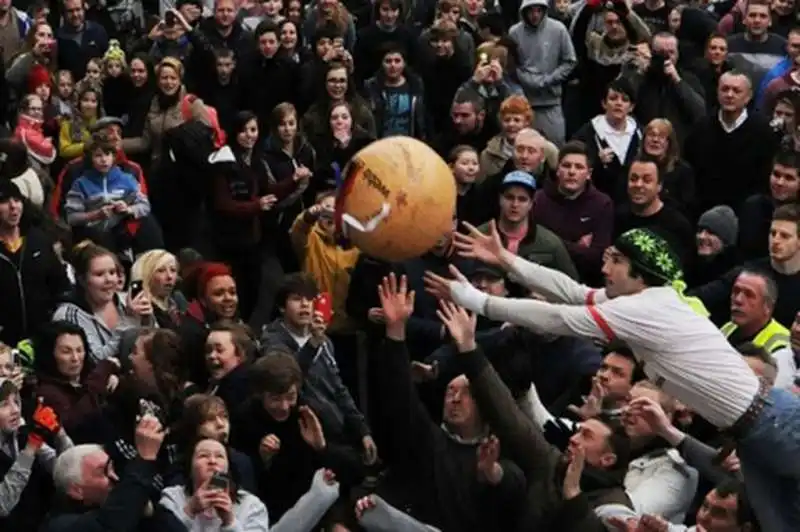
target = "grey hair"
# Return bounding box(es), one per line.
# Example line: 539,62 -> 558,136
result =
53,444 -> 105,494
740,269 -> 779,308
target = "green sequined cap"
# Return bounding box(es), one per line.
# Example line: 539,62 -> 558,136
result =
614,228 -> 683,284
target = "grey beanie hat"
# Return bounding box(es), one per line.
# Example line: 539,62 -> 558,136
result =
697,205 -> 739,247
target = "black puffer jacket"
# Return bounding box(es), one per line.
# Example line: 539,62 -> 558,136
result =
0,225 -> 71,346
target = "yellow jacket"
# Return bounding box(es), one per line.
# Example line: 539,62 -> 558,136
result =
290,212 -> 360,333
58,117 -> 95,160
720,318 -> 790,353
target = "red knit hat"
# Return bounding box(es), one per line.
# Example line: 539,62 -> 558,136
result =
27,64 -> 50,94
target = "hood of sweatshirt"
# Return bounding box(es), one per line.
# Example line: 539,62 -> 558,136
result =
519,0 -> 549,19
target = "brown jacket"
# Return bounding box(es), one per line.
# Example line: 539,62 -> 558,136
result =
122,87 -> 211,164
459,347 -> 632,531
35,359 -> 118,432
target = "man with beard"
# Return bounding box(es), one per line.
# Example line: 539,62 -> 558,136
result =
0,180 -> 70,347
432,89 -> 493,157
56,0 -> 109,80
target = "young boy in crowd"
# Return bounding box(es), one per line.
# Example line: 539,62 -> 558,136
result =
63,135 -> 159,254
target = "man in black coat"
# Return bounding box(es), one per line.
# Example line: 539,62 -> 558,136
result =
0,181 -> 71,347
41,415 -> 183,532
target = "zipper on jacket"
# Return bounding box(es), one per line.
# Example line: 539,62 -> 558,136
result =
0,238 -> 29,335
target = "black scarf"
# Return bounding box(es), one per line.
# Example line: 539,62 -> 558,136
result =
156,90 -> 180,111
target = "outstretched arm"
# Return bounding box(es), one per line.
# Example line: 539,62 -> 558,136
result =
454,221 -> 606,305
504,254 -> 606,305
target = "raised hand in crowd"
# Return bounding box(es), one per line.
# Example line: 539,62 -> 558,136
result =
453,220 -> 510,268
309,309 -> 328,347
168,7 -> 192,31
568,376 -> 607,420
476,435 -> 503,485
378,273 -> 415,335
134,413 -> 166,461
562,444 -> 585,500
298,406 -> 326,451
436,300 -> 477,352
27,398 -> 62,451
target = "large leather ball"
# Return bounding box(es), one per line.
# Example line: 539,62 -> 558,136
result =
335,136 -> 456,262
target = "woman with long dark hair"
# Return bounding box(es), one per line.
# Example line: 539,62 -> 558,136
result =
302,61 -> 375,143
33,320 -> 120,433
210,111 -> 281,323
69,328 -> 192,496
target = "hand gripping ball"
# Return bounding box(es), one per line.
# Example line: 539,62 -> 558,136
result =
334,136 -> 456,262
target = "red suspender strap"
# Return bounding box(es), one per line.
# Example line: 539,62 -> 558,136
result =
587,305 -> 615,342
585,289 -> 596,305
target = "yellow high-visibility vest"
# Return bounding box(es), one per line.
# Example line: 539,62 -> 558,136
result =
720,319 -> 790,353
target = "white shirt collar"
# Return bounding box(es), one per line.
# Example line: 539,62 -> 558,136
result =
718,109 -> 748,133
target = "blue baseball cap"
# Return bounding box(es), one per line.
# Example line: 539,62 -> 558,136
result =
501,170 -> 536,194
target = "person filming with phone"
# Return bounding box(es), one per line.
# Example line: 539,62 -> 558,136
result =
261,273 -> 377,474
160,438 -> 268,530
620,32 -> 705,144
42,414 -> 182,532
289,191 -> 363,409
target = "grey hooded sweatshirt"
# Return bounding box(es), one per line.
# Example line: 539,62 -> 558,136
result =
509,0 -> 577,107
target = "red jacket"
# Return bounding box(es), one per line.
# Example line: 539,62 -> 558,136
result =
50,150 -> 148,234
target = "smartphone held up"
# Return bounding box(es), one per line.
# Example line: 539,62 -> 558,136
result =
313,292 -> 333,323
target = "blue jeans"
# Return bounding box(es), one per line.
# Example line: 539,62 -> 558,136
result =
736,387 -> 800,532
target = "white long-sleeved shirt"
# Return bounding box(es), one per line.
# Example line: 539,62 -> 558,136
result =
467,256 -> 760,428
771,346 -> 798,389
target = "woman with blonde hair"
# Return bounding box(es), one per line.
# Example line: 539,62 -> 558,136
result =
130,249 -> 188,329
640,118 -> 695,215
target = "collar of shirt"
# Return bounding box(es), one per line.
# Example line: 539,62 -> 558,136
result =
718,108 -> 748,133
